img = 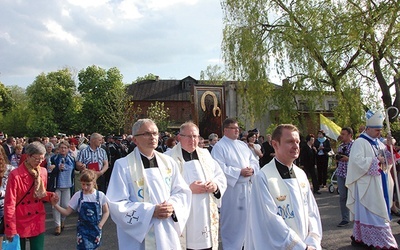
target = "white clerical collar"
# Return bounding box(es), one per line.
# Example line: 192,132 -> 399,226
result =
139,152 -> 155,160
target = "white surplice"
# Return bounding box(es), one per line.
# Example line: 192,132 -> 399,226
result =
106,148 -> 191,250
165,144 -> 227,250
211,136 -> 260,249
246,160 -> 322,250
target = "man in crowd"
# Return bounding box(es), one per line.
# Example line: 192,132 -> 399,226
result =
335,127 -> 354,227
346,111 -> 398,248
76,133 -> 109,192
259,133 -> 275,167
211,118 -> 259,249
246,124 -> 322,249
166,121 -> 226,250
207,133 -> 218,153
2,136 -> 16,159
106,119 -> 191,250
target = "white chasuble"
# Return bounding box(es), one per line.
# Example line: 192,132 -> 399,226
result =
106,148 -> 191,250
245,160 -> 322,250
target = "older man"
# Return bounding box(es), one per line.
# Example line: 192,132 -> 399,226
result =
76,133 -> 109,192
207,133 -> 218,153
211,118 -> 259,249
246,124 -> 322,250
166,121 -> 227,250
106,119 -> 191,250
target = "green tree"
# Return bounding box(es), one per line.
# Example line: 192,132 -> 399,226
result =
25,68 -> 77,136
221,0 -> 392,128
348,0 -> 400,121
78,65 -> 124,134
101,86 -> 134,135
133,73 -> 158,83
0,82 -> 14,115
146,102 -> 170,132
200,65 -> 228,85
0,85 -> 30,137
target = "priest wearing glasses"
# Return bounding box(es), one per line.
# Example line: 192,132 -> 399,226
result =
106,119 -> 191,250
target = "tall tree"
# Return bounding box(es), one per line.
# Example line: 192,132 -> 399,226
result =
0,85 -> 29,137
0,82 -> 14,115
147,101 -> 170,132
348,0 -> 400,120
101,86 -> 133,135
78,65 -> 124,135
26,68 -> 77,136
200,65 -> 228,85
221,0 -> 400,127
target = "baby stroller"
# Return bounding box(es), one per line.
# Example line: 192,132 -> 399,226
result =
328,168 -> 339,194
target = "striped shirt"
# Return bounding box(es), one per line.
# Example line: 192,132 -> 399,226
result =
77,146 -> 108,170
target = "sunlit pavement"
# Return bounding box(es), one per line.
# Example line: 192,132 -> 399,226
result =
36,187 -> 400,250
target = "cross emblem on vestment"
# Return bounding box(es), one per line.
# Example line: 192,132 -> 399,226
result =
125,210 -> 139,224
202,226 -> 210,238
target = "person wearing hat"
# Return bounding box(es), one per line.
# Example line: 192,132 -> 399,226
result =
346,110 -> 398,248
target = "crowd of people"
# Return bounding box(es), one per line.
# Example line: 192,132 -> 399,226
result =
0,111 -> 399,249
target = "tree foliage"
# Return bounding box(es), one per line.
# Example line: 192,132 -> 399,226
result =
200,65 -> 228,85
78,65 -> 124,135
146,101 -> 170,132
221,0 -> 400,128
0,82 -> 14,115
25,68 -> 77,136
133,73 -> 158,83
0,85 -> 29,137
101,86 -> 135,135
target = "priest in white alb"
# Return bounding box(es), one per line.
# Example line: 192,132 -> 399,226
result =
106,119 -> 192,250
211,118 -> 259,249
165,121 -> 227,250
246,124 -> 322,250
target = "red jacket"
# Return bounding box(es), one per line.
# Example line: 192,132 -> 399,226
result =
4,163 -> 53,238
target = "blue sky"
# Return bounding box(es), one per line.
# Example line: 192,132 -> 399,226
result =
0,0 -> 225,88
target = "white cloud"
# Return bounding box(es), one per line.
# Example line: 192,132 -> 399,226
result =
67,0 -> 109,9
0,0 -> 224,87
44,20 -> 79,45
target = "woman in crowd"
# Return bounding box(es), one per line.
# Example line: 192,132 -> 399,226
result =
4,142 -> 56,250
313,130 -> 332,188
9,144 -> 23,167
165,137 -> 176,151
48,141 -> 75,236
45,142 -> 55,167
69,138 -> 79,160
247,132 -> 263,161
0,147 -> 16,249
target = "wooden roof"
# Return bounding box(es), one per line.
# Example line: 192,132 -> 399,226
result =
127,76 -> 198,101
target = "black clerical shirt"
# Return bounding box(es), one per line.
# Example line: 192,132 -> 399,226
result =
140,154 -> 158,169
181,149 -> 199,161
275,159 -> 296,179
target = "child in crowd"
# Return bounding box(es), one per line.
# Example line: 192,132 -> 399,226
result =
51,169 -> 109,249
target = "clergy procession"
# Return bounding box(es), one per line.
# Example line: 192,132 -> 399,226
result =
3,112 -> 400,249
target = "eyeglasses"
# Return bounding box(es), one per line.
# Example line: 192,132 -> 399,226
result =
31,155 -> 45,162
226,126 -> 239,130
180,134 -> 200,139
134,132 -> 159,138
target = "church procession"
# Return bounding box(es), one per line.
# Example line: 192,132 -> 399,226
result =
2,106 -> 400,249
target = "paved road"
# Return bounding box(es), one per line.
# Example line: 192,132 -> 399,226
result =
28,187 -> 400,249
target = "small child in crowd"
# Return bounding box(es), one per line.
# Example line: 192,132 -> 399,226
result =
51,169 -> 109,250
